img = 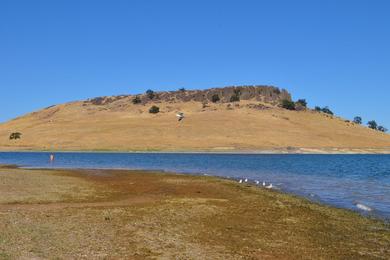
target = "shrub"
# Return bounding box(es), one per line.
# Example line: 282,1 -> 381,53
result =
9,132 -> 22,140
230,94 -> 240,102
149,105 -> 160,114
296,99 -> 307,107
229,89 -> 241,102
179,88 -> 186,92
146,89 -> 155,99
211,94 -> 220,103
367,120 -> 378,130
314,106 -> 322,112
132,96 -> 141,104
321,106 -> 333,115
281,99 -> 295,110
353,116 -> 362,124
378,126 -> 388,132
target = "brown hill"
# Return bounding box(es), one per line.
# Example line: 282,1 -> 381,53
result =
1,85 -> 390,153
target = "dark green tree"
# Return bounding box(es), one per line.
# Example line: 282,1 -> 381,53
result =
146,89 -> 155,99
211,94 -> 220,103
353,116 -> 362,124
149,105 -> 160,114
281,99 -> 296,110
378,126 -> 388,132
229,89 -> 241,102
367,120 -> 378,130
321,106 -> 333,115
296,99 -> 307,107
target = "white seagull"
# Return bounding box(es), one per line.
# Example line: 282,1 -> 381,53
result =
238,179 -> 243,183
265,183 -> 273,189
262,181 -> 266,187
255,180 -> 260,185
244,178 -> 248,183
176,112 -> 185,121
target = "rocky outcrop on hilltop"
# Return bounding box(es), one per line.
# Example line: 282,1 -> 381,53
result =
86,85 -> 291,106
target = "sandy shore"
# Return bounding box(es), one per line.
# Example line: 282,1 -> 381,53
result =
1,147 -> 390,154
0,166 -> 389,259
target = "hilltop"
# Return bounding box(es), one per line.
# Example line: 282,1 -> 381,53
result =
1,85 -> 390,153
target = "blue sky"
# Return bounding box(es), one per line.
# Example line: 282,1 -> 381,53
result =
1,0 -> 389,128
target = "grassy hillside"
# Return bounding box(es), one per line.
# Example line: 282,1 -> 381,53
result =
1,86 -> 390,152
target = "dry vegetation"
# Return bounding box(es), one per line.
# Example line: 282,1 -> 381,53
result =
1,96 -> 390,153
0,167 -> 389,259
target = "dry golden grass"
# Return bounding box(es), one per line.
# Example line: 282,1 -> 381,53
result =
0,167 -> 389,259
0,99 -> 390,152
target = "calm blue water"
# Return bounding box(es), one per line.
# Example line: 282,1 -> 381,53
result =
1,152 -> 389,219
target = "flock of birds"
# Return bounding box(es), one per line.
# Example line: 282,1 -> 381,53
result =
238,178 -> 274,189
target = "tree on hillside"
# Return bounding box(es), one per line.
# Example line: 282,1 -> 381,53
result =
149,105 -> 160,114
296,99 -> 307,107
353,116 -> 362,124
281,99 -> 296,110
378,126 -> 388,132
179,88 -> 186,92
9,132 -> 22,140
314,106 -> 322,112
321,106 -> 333,115
367,120 -> 378,130
132,95 -> 141,104
146,89 -> 155,99
211,94 -> 220,103
230,89 -> 241,102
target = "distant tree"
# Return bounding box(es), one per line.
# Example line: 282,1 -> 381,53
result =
132,95 -> 141,104
211,94 -> 220,103
146,89 -> 155,99
378,126 -> 388,132
230,89 -> 241,102
149,105 -> 160,114
9,132 -> 22,140
296,99 -> 307,107
178,88 -> 186,92
321,106 -> 333,115
367,120 -> 378,130
314,106 -> 322,112
281,99 -> 296,110
230,95 -> 240,102
353,116 -> 362,124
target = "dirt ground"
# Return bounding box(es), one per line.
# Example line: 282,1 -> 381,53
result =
0,167 -> 389,259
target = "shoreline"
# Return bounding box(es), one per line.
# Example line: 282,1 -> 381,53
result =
2,164 -> 389,221
0,166 -> 389,258
1,147 -> 390,154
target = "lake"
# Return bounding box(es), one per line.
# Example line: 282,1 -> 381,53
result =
1,152 -> 389,219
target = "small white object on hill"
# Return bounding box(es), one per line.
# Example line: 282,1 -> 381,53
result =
176,112 -> 185,121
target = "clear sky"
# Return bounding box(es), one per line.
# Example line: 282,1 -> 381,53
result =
1,0 -> 389,128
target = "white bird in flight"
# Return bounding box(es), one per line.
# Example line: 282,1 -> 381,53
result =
176,112 -> 185,121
